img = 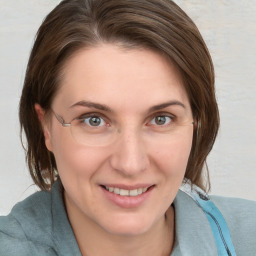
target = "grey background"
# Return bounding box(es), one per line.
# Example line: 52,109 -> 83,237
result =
1,0 -> 256,215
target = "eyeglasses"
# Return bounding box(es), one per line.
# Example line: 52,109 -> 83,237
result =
52,110 -> 194,147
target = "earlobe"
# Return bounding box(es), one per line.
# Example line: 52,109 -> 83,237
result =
34,103 -> 53,152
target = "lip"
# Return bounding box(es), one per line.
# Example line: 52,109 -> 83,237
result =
102,183 -> 153,190
100,184 -> 155,209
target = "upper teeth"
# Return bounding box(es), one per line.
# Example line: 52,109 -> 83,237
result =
106,186 -> 148,196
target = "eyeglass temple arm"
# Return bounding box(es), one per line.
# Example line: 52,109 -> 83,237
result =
52,111 -> 71,127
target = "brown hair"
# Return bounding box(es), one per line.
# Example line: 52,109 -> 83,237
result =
19,0 -> 219,191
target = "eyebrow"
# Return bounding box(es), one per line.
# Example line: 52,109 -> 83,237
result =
147,101 -> 186,113
69,100 -> 185,113
70,101 -> 112,112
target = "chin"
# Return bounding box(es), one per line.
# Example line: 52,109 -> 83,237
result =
101,213 -> 156,237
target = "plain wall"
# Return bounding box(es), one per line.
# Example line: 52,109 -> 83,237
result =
0,0 -> 255,215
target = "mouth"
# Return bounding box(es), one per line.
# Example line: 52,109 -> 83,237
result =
100,184 -> 155,208
101,185 -> 155,197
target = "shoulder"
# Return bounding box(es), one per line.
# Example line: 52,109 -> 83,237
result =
211,194 -> 256,215
0,188 -> 57,255
210,194 -> 256,228
210,195 -> 256,254
175,184 -> 256,255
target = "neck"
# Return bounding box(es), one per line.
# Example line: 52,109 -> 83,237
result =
64,193 -> 175,256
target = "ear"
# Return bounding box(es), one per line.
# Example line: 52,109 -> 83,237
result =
35,103 -> 53,152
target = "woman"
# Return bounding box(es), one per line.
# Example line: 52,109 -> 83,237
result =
0,0 -> 255,255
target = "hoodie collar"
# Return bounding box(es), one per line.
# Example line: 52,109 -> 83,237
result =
51,179 -> 82,255
171,190 -> 218,255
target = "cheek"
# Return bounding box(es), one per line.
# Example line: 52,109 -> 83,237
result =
49,127 -> 107,180
152,131 -> 193,176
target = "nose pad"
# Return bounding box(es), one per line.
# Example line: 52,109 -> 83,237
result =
109,130 -> 150,177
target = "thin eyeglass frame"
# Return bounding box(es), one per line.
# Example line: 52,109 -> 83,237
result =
52,109 -> 195,128
52,110 -> 71,127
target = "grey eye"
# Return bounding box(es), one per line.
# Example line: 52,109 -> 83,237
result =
150,116 -> 172,126
84,116 -> 105,127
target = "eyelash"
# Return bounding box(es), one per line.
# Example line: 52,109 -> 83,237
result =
147,113 -> 176,127
75,112 -> 176,127
76,113 -> 110,126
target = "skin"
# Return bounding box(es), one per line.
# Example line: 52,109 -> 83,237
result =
36,44 -> 194,256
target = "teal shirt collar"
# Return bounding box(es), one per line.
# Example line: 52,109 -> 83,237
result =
172,190 -> 218,255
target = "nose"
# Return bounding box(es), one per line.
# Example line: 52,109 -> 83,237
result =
109,128 -> 150,177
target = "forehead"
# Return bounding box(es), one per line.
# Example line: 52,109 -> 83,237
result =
53,44 -> 190,113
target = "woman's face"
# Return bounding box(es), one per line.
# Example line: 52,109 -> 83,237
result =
44,44 -> 194,236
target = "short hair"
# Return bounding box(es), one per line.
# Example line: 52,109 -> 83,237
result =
19,0 -> 219,191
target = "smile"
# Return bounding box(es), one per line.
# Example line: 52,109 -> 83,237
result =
105,186 -> 149,197
101,184 -> 155,208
